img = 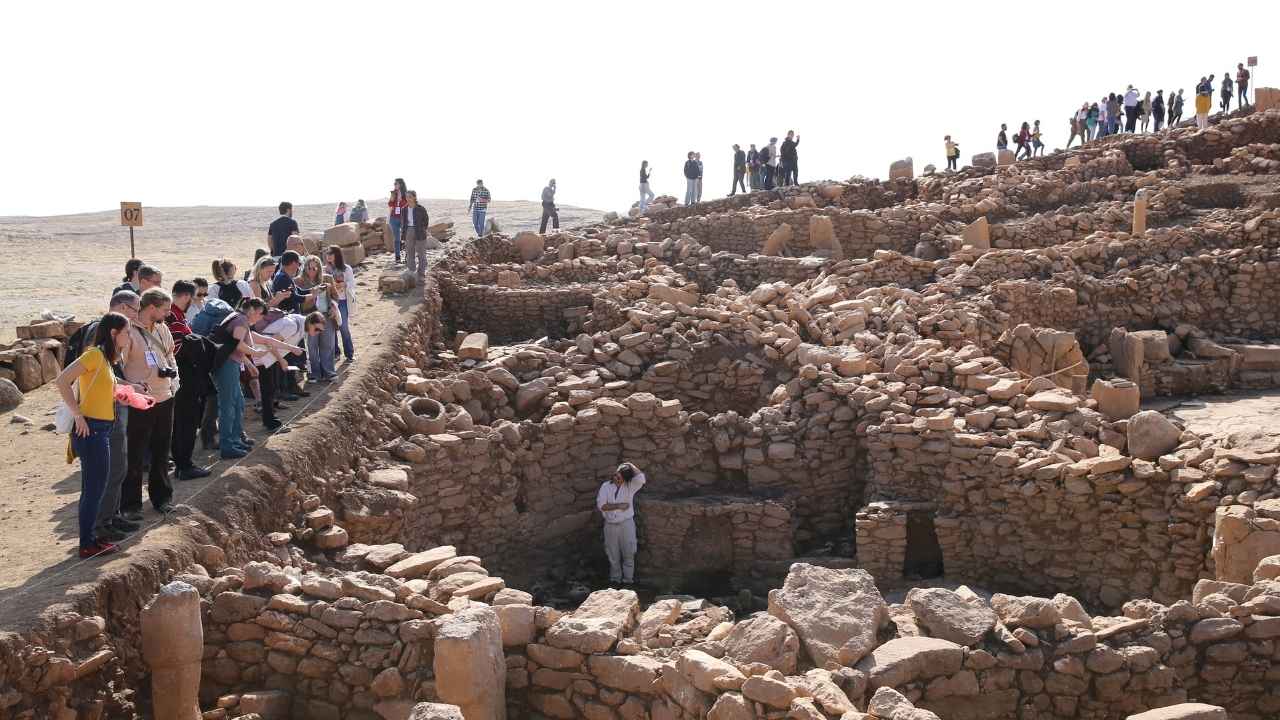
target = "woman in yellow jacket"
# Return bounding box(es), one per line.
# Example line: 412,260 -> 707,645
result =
1195,76 -> 1214,129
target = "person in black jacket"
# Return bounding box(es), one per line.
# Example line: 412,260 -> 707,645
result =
731,145 -> 747,196
747,145 -> 760,190
1152,90 -> 1166,132
759,142 -> 775,190
780,131 -> 800,186
402,191 -> 431,280
682,152 -> 699,206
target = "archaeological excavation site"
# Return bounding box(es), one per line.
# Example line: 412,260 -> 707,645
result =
9,108 -> 1280,720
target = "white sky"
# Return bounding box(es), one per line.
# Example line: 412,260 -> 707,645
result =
4,0 -> 1277,218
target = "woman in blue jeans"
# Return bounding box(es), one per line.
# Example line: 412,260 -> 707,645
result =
212,299 -> 270,459
325,245 -> 356,362
54,312 -> 132,558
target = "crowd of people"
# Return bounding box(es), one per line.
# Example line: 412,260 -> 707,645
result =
55,204 -> 363,559
653,130 -> 802,211
941,62 -> 1257,168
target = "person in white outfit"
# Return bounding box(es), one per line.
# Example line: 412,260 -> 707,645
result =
596,462 -> 647,585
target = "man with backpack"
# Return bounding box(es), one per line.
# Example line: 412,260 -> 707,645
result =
167,281 -> 212,481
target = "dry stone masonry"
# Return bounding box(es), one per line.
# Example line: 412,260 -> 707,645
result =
6,105 -> 1280,720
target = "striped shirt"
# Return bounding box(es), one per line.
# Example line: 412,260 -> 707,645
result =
469,186 -> 491,209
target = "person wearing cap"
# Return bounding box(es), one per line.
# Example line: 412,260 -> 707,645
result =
596,462 -> 648,586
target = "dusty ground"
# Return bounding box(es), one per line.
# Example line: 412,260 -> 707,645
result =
0,199 -> 601,343
1163,390 -> 1280,445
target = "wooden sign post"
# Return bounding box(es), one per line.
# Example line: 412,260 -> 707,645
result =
120,202 -> 143,258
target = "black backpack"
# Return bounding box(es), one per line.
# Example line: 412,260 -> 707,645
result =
175,332 -> 219,392
216,280 -> 243,308
63,320 -> 99,368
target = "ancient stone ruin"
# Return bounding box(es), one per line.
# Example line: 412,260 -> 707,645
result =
6,108 -> 1280,720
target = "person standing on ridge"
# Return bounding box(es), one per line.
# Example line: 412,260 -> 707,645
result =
468,179 -> 491,236
1169,89 -> 1184,126
1032,120 -> 1044,156
730,144 -> 747,196
1066,113 -> 1082,149
638,161 -> 655,213
388,179 -> 408,264
267,202 -> 299,258
1195,76 -> 1214,129
597,461 -> 648,586
1123,85 -> 1140,133
1237,63 -> 1251,109
1220,73 -> 1234,114
757,141 -> 773,190
780,130 -> 800,185
1152,90 -> 1166,132
539,179 -> 559,234
747,144 -> 761,190
1138,92 -> 1152,133
349,199 -> 369,224
682,152 -> 699,205
694,153 -> 704,202
944,135 -> 959,171
765,137 -> 780,190
996,124 -> 1008,151
403,191 -> 430,281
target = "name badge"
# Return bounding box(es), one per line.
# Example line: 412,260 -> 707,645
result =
144,350 -> 159,368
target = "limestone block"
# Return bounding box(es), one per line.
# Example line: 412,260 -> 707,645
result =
904,588 -> 996,647
434,608 -> 506,720
324,222 -> 361,248
387,546 -> 457,579
721,614 -> 799,674
1131,329 -> 1171,364
971,152 -> 996,168
854,637 -> 964,689
586,654 -> 664,693
1091,378 -> 1140,420
238,691 -> 291,719
990,594 -> 1060,628
495,270 -> 521,288
1254,555 -> 1280,583
141,581 -> 203,720
997,149 -> 1016,166
1213,505 -> 1280,584
458,333 -> 490,361
544,589 -> 639,654
648,283 -> 699,307
1126,410 -> 1181,460
889,157 -> 914,180
1126,703 -> 1228,720
513,231 -> 544,261
767,563 -> 887,667
409,704 -> 466,720
763,224 -> 792,256
961,217 -> 990,250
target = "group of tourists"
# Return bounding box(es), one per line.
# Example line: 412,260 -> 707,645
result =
644,130 -> 802,211
56,206 -> 361,559
1064,63 -> 1253,148
943,61 -> 1257,167
332,200 -> 369,225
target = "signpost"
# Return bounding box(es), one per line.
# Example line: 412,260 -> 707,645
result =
1248,57 -> 1258,107
120,202 -> 143,258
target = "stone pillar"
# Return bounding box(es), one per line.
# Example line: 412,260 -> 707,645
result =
434,607 -> 506,720
961,217 -> 990,250
888,157 -> 913,180
141,581 -> 203,720
1256,87 -> 1279,113
1132,189 -> 1149,236
997,149 -> 1016,166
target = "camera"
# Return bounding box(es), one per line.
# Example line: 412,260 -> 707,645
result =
157,366 -> 178,379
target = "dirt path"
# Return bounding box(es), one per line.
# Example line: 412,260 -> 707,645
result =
0,252 -> 427,627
